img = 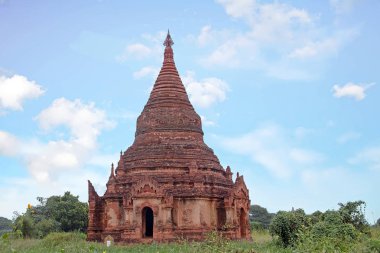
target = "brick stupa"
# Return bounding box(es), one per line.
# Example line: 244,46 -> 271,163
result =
87,32 -> 251,243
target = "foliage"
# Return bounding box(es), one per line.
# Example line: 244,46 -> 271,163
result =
376,218 -> 380,227
0,231 -> 260,253
309,210 -> 323,225
338,200 -> 369,233
297,211 -> 359,252
12,192 -> 88,239
269,200 -> 372,252
3,200 -> 376,252
13,214 -> 36,238
35,218 -> 60,238
43,192 -> 88,232
269,208 -> 308,247
249,205 -> 274,229
0,217 -> 12,235
250,221 -> 264,231
1,224 -> 379,253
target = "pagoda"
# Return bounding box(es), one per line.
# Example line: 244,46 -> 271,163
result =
87,31 -> 251,243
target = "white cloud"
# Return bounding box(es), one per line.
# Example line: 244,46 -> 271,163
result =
116,31 -> 166,63
200,115 -> 216,126
216,0 -> 255,20
126,43 -> 151,58
220,124 -> 324,179
288,37 -> 339,59
349,147 -> 380,172
116,43 -> 153,62
1,98 -> 115,183
333,82 -> 375,100
0,168 -> 108,218
88,153 -> 120,168
337,131 -> 361,144
0,131 -> 20,156
301,167 -> 339,186
0,74 -> 44,111
199,0 -> 357,79
330,0 -> 361,14
290,148 -> 324,164
133,66 -> 159,79
36,98 -> 114,148
201,35 -> 250,67
182,71 -> 229,108
198,25 -> 213,46
0,98 -> 116,217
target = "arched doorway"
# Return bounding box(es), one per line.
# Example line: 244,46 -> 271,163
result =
142,207 -> 154,238
240,208 -> 246,238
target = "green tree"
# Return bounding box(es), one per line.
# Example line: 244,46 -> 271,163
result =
376,218 -> 380,227
0,217 -> 12,235
250,205 -> 274,229
35,218 -> 60,238
309,210 -> 323,225
13,214 -> 35,238
44,192 -> 88,232
338,200 -> 369,233
12,192 -> 88,238
269,208 -> 308,247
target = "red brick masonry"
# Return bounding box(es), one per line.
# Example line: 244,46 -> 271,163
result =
87,32 -> 251,243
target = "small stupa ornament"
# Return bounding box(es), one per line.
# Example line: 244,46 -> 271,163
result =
163,30 -> 174,47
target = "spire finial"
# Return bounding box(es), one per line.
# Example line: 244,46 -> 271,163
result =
163,30 -> 174,47
111,163 -> 114,177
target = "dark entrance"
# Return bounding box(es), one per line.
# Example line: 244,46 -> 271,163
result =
142,207 -> 153,237
240,208 -> 246,238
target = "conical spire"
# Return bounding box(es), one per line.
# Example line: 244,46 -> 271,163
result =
135,31 -> 203,136
120,31 -> 223,172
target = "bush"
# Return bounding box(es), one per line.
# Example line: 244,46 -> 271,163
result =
35,218 -> 60,238
297,211 -> 359,252
269,209 -> 308,247
13,214 -> 36,238
251,221 -> 265,231
338,200 -> 369,233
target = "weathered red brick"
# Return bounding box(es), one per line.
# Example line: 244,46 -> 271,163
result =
87,32 -> 251,243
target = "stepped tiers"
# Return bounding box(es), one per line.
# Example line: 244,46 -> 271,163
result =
87,32 -> 251,243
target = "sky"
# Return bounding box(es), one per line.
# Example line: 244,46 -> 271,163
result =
0,0 -> 379,222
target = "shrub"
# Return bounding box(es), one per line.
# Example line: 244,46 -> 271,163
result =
269,209 -> 308,247
338,200 -> 370,233
297,211 -> 359,252
13,214 -> 36,238
251,221 -> 264,232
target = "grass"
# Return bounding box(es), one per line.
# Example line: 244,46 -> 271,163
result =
1,228 -> 380,253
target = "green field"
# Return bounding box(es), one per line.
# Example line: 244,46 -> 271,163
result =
1,228 -> 380,253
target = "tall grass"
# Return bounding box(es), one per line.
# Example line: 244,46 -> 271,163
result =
1,227 -> 379,253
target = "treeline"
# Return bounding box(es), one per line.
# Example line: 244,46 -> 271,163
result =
249,204 -> 275,229
0,217 -> 12,236
251,200 -> 380,252
10,191 -> 88,238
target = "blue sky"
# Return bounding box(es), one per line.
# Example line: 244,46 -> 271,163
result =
0,0 -> 379,222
